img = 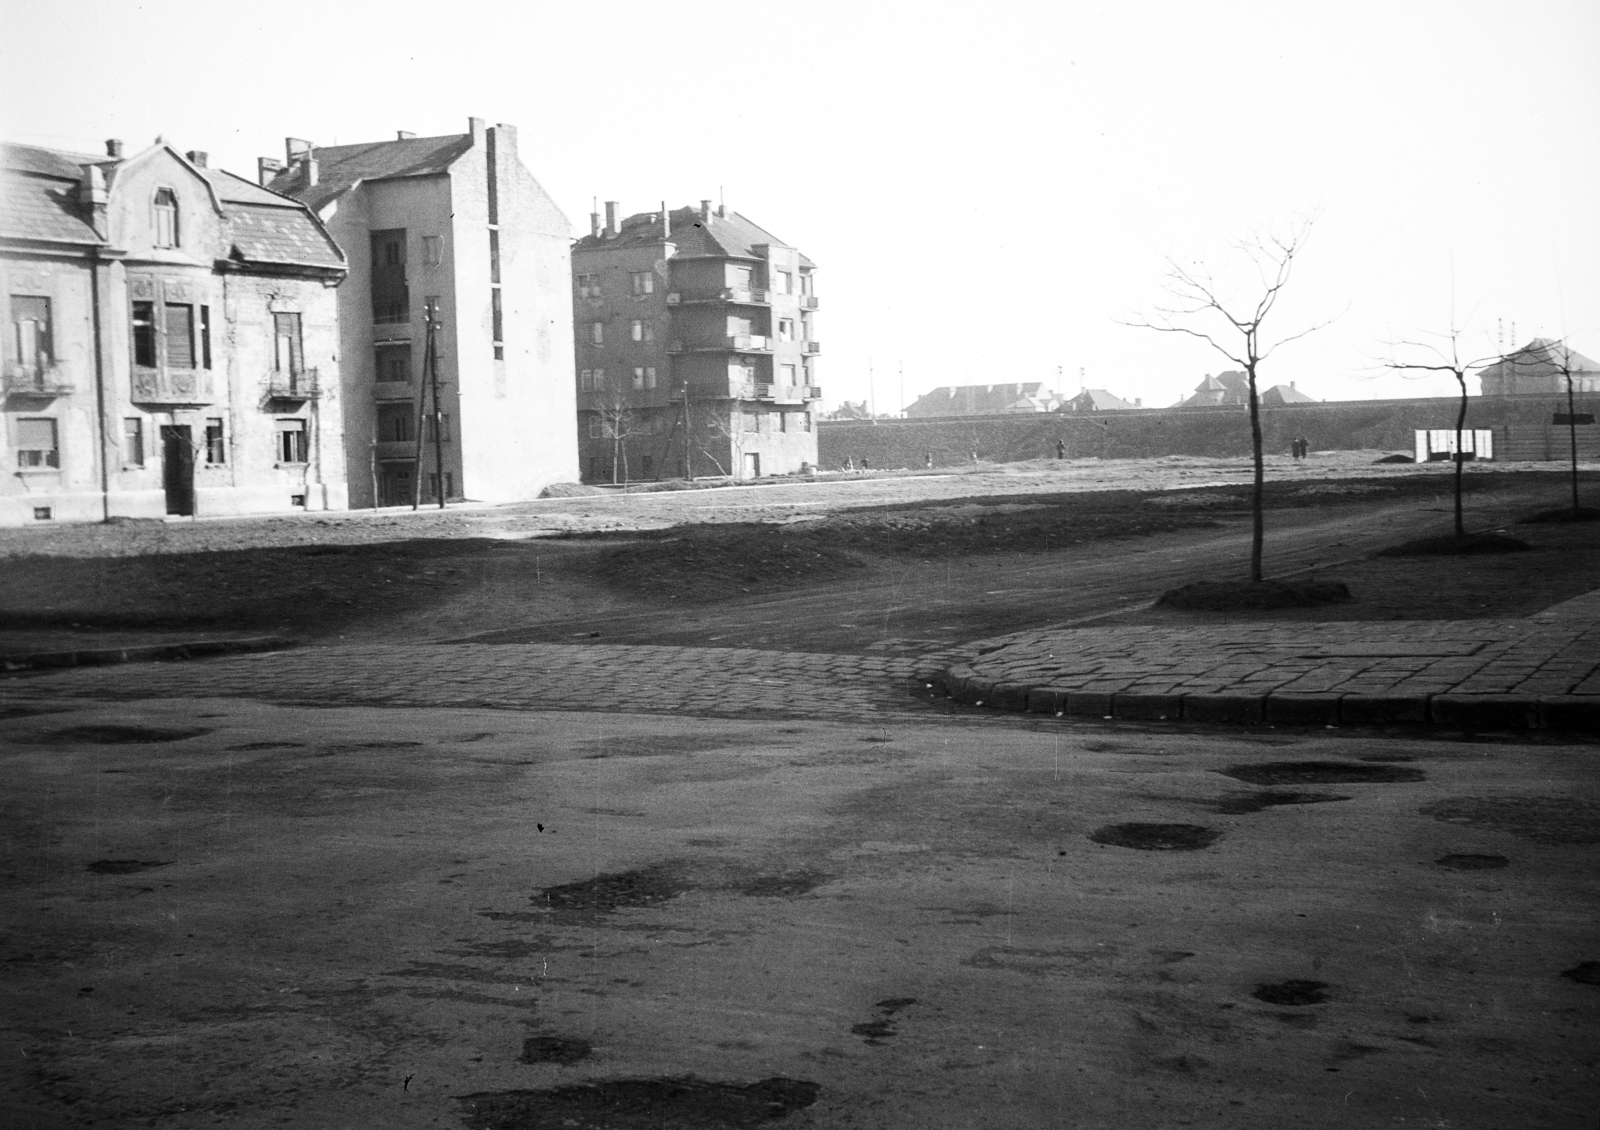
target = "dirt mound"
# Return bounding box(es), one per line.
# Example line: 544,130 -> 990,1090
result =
1377,532 -> 1530,556
1374,453 -> 1415,464
538,482 -> 605,498
1157,579 -> 1351,610
1521,506 -> 1600,524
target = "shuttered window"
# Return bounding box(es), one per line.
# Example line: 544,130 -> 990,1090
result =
273,313 -> 303,373
16,418 -> 58,468
165,304 -> 194,368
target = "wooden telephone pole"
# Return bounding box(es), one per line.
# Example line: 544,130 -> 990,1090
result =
411,298 -> 446,510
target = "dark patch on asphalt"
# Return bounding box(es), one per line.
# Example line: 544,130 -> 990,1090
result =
536,864 -> 689,913
86,859 -> 171,875
576,733 -> 760,759
459,1076 -> 820,1128
1219,761 -> 1425,785
1560,962 -> 1600,986
1435,853 -> 1509,871
738,871 -> 829,898
1358,754 -> 1417,763
1213,791 -> 1350,814
851,998 -> 917,1044
875,997 -> 917,1013
228,741 -> 306,751
322,740 -> 424,751
1090,823 -> 1221,851
1419,796 -> 1600,845
37,724 -> 210,745
1253,980 -> 1329,1006
520,1036 -> 592,1065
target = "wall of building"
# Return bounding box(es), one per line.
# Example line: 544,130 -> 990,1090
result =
818,394 -> 1600,469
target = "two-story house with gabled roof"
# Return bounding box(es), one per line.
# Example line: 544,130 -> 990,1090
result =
0,137 -> 346,526
266,119 -> 577,506
571,201 -> 820,482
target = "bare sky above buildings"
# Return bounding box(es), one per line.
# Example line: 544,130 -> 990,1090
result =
4,0 -> 1596,410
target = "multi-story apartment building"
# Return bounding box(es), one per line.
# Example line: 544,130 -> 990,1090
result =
266,118 -> 577,506
571,201 -> 820,481
0,138 -> 346,526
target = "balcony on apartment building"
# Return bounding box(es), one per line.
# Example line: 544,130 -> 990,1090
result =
131,368 -> 214,406
799,295 -> 819,311
801,340 -> 821,354
665,287 -> 770,306
730,382 -> 826,403
666,335 -> 771,354
267,367 -> 321,402
373,381 -> 413,401
2,362 -> 74,398
373,440 -> 419,461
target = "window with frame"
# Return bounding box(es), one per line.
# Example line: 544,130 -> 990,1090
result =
153,188 -> 179,248
579,369 -> 593,392
423,235 -> 443,268
644,366 -> 657,390
587,417 -> 602,439
631,319 -> 654,343
16,417 -> 59,469
275,419 -> 308,464
630,271 -> 654,295
375,344 -> 411,384
423,413 -> 451,443
123,418 -> 144,466
778,319 -> 794,342
775,270 -> 793,294
590,321 -> 604,345
273,313 -> 303,373
165,304 -> 195,368
577,273 -> 600,298
632,367 -> 646,390
726,264 -> 753,290
10,296 -> 52,372
781,363 -> 797,385
376,402 -> 414,443
371,229 -> 409,323
743,410 -> 761,433
204,418 -> 225,464
132,301 -> 157,367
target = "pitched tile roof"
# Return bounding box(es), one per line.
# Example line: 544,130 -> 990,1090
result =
1476,337 -> 1600,382
0,169 -> 103,244
225,203 -> 344,270
1261,383 -> 1316,405
1065,388 -> 1137,412
269,133 -> 475,211
576,206 -> 815,268
906,382 -> 1058,417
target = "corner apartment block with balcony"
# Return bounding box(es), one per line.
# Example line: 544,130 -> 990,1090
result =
0,138 -> 346,527
265,119 -> 577,507
572,201 -> 820,482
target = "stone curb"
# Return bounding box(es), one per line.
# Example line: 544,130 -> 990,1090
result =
932,665 -> 1600,731
0,636 -> 294,674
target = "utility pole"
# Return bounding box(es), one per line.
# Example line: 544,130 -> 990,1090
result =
411,298 -> 445,509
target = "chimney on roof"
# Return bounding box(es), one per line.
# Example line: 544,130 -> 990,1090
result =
717,203 -> 726,218
1290,380 -> 1296,388
662,201 -> 669,239
258,157 -> 284,187
604,201 -> 619,237
285,137 -> 314,163
397,131 -> 415,140
185,150 -> 208,168
590,209 -> 602,239
77,164 -> 108,236
700,199 -> 711,221
104,139 -> 122,158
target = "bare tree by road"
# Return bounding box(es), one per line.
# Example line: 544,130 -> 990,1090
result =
1123,218 -> 1328,582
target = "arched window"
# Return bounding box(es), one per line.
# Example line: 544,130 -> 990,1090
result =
153,188 -> 178,248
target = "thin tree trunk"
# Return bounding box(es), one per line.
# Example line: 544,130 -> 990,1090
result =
1246,362 -> 1264,583
1453,374 -> 1467,537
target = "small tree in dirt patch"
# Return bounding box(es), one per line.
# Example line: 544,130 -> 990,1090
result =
594,387 -> 640,484
1381,326 -> 1497,537
1122,218 -> 1329,582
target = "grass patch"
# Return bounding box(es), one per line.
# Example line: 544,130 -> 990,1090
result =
1376,532 -> 1530,556
1156,579 -> 1352,610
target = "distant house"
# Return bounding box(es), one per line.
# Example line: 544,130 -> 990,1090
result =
1061,388 -> 1139,413
1180,371 -> 1314,407
1477,338 -> 1600,395
904,382 -> 1060,418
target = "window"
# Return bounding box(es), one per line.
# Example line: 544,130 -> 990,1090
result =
424,235 -> 443,268
631,319 -> 654,343
577,273 -> 600,298
781,363 -> 797,385
630,270 -> 654,295
205,418 -> 225,464
579,369 -> 593,392
276,419 -> 308,464
592,368 -> 605,389
376,344 -> 411,384
10,296 -> 52,372
590,321 -> 604,345
153,188 -> 178,248
800,272 -> 813,296
377,402 -> 414,443
165,304 -> 195,368
743,410 -> 760,433
199,305 -> 212,369
632,367 -> 645,390
775,271 -> 793,294
371,229 -> 409,323
644,366 -> 657,389
778,410 -> 788,433
801,411 -> 812,433
273,313 -> 303,373
587,417 -> 602,439
424,413 -> 451,443
726,315 -> 752,337
123,418 -> 144,466
427,472 -> 454,501
726,264 -> 753,289
16,417 -> 58,469
132,301 -> 157,367
778,319 -> 794,342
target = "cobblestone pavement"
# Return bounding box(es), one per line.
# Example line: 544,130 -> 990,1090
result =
0,641 -> 953,720
939,587 -> 1600,729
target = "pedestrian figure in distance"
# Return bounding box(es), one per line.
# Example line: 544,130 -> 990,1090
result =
1056,439 -> 1066,460
845,457 -> 854,471
1298,436 -> 1311,459
861,457 -> 870,471
925,450 -> 933,468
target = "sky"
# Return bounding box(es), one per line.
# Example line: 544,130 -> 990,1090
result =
4,0 -> 1597,411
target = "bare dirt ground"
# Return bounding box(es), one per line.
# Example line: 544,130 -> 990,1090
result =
2,455 -> 1596,658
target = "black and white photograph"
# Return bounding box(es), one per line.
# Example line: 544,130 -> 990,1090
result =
2,1 -> 1598,1126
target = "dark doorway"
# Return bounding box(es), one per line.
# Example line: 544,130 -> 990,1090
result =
160,425 -> 194,516
379,462 -> 414,507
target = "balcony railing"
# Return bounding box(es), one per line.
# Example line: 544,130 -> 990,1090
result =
2,363 -> 73,397
799,295 -> 819,311
805,385 -> 822,400
373,380 -> 413,401
669,336 -> 771,353
665,292 -> 681,304
267,367 -> 321,401
372,301 -> 409,325
722,287 -> 768,304
728,334 -> 769,351
802,340 -> 821,354
131,367 -> 214,405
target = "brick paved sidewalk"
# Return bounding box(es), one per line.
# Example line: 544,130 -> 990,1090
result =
1,642 -> 943,721
934,587 -> 1600,730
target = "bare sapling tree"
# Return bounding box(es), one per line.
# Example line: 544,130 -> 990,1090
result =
1523,339 -> 1587,515
1381,326 -> 1498,537
595,386 -> 639,484
1123,218 -> 1328,582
